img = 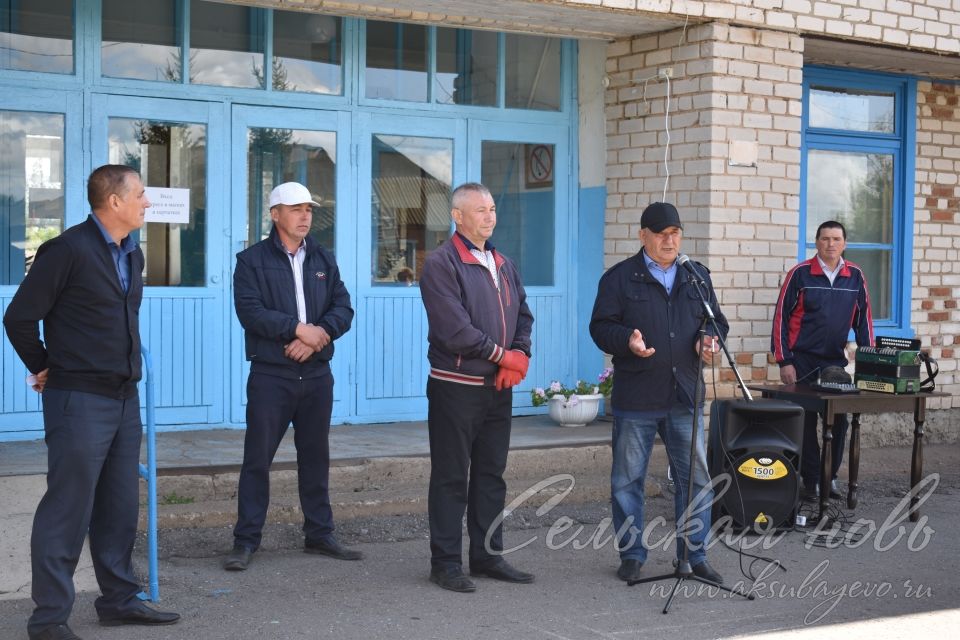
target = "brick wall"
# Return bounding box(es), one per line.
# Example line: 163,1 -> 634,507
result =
913,81 -> 960,409
586,0 -> 960,54
605,23 -> 804,396
220,1 -> 960,56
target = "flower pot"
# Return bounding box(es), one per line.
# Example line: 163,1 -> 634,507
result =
547,394 -> 603,427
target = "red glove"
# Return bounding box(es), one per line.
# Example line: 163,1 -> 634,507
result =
495,367 -> 523,390
499,349 -> 529,378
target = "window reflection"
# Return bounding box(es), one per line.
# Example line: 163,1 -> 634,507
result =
109,118 -> 207,286
190,0 -> 264,89
365,21 -> 427,102
841,248 -> 890,320
435,28 -> 497,106
248,128 -> 336,251
483,141 -> 555,286
809,87 -> 895,133
273,11 -> 342,94
0,110 -> 64,285
371,135 -> 452,284
806,149 -> 894,319
806,150 -> 893,245
0,0 -> 73,74
102,0 -> 179,82
505,34 -> 560,111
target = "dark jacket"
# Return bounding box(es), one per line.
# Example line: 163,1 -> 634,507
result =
234,227 -> 353,379
771,256 -> 873,368
589,252 -> 728,412
420,233 -> 533,385
3,215 -> 143,399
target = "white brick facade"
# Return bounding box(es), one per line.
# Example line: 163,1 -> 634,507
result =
227,1 -> 960,54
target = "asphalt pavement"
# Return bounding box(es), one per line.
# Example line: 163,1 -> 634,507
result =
0,443 -> 957,640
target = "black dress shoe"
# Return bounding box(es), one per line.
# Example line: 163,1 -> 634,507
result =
28,624 -> 83,640
691,561 -> 723,584
224,544 -> 253,571
470,559 -> 534,584
430,565 -> 476,593
99,604 -> 180,627
801,483 -> 819,502
616,558 -> 644,582
304,537 -> 363,560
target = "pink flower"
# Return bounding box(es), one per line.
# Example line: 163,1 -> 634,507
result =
549,381 -> 562,393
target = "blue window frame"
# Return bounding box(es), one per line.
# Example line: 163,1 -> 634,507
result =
801,66 -> 916,337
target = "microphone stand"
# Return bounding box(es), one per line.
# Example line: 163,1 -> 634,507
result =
628,266 -> 754,613
684,266 -> 753,402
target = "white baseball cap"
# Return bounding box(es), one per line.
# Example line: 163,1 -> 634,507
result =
268,182 -> 322,208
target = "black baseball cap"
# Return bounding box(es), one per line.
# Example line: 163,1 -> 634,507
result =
640,202 -> 683,232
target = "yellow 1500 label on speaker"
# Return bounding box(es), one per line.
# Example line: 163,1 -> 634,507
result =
737,457 -> 789,480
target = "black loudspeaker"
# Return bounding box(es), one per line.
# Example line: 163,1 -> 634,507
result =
708,399 -> 804,532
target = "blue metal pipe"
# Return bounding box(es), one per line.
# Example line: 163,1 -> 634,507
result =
137,346 -> 159,602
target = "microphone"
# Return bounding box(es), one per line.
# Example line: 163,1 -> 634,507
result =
677,254 -> 715,320
676,254 -> 701,281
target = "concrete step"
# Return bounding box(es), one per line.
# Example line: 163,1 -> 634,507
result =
139,445 -> 643,530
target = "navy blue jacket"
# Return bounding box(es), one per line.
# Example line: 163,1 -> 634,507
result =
3,215 -> 143,399
420,233 -> 533,386
589,252 -> 728,412
234,227 -> 353,379
772,256 -> 873,369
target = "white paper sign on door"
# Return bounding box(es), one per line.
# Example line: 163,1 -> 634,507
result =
144,187 -> 190,224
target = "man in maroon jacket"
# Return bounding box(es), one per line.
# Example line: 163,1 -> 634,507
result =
419,182 -> 535,593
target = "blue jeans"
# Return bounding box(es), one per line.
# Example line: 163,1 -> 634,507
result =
611,404 -> 713,566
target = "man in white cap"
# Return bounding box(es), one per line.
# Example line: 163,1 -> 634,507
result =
224,182 -> 359,570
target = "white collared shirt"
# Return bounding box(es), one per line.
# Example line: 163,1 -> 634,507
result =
286,241 -> 307,323
470,247 -> 500,290
817,256 -> 844,286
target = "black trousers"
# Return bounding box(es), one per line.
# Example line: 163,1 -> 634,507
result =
426,377 -> 512,569
233,371 -> 334,550
29,389 -> 142,634
793,352 -> 850,486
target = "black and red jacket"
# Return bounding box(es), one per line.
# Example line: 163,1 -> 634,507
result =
420,233 -> 533,386
772,256 -> 874,368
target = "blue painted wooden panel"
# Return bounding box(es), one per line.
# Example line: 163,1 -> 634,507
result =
352,291 -> 567,420
1,293 -> 221,435
138,296 -> 217,412
522,294 -> 569,410
357,294 -> 430,416
0,296 -> 44,432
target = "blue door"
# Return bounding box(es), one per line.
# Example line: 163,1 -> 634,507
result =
353,113 -> 465,420
91,95 -> 228,425
229,105 -> 353,423
469,120 -> 573,408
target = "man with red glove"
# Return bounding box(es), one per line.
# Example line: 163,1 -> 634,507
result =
419,182 -> 535,593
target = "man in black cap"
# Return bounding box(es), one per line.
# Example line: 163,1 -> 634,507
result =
590,202 -> 728,585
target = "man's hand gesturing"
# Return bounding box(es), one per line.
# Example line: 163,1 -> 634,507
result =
628,329 -> 655,358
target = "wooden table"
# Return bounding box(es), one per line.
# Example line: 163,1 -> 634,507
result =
747,384 -> 947,523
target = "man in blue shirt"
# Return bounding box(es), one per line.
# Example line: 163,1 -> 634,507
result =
590,202 -> 728,585
4,165 -> 180,640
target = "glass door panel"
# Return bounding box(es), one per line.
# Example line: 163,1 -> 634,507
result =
246,128 -> 337,251
355,113 -> 464,419
482,141 -> 555,287
371,134 -> 452,286
108,118 -> 207,286
230,105 -> 350,423
1,110 -> 65,286
91,95 -> 226,425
